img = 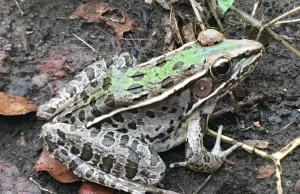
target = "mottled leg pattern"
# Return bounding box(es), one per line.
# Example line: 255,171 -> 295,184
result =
41,123 -> 179,194
170,119 -> 242,173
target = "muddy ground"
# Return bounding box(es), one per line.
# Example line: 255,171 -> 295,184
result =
0,0 -> 299,193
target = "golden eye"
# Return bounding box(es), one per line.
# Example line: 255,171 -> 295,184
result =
210,57 -> 232,78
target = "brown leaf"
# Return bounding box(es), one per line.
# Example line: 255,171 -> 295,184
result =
37,55 -> 71,78
70,2 -> 139,38
79,182 -> 114,194
243,140 -> 269,149
0,160 -> 41,194
0,92 -> 38,115
34,149 -> 80,183
256,165 -> 275,179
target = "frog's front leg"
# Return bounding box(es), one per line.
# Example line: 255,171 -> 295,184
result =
170,118 -> 242,173
41,123 -> 179,194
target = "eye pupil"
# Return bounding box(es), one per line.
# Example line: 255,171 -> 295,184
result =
216,61 -> 230,74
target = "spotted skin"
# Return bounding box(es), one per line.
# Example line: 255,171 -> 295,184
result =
38,29 -> 263,194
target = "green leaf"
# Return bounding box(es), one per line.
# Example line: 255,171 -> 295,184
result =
217,0 -> 235,14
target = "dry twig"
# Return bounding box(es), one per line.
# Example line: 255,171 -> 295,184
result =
14,0 -> 24,15
230,5 -> 300,57
263,6 -> 300,28
73,34 -> 97,52
189,0 -> 206,31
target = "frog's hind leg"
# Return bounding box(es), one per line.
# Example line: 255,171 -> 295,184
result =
41,122 -> 178,194
170,119 -> 242,173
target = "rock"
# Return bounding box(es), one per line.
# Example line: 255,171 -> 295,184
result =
8,79 -> 28,96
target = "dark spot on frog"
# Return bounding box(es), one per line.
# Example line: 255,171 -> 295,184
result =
172,61 -> 184,70
69,157 -> 84,171
65,85 -> 77,98
85,169 -> 94,179
102,118 -> 113,125
80,142 -> 93,161
99,154 -> 115,173
102,132 -> 115,147
74,75 -> 82,81
178,115 -> 183,121
155,57 -> 166,67
112,123 -> 118,128
120,135 -> 129,146
102,77 -> 112,91
130,139 -> 139,151
127,108 -> 139,114
167,126 -> 175,134
118,67 -> 128,73
169,120 -> 174,125
104,94 -> 115,108
57,129 -> 66,140
153,132 -> 165,140
127,84 -> 144,94
94,153 -> 100,162
85,67 -> 95,81
112,113 -> 124,122
131,71 -> 145,81
133,94 -> 148,102
168,108 -> 177,113
116,128 -> 128,133
78,109 -> 86,122
71,146 -> 80,155
91,80 -> 99,88
137,118 -> 144,125
91,107 -> 102,117
90,97 -> 96,107
80,90 -> 87,99
60,149 -> 68,156
57,138 -> 65,146
96,172 -> 106,184
44,107 -> 56,114
127,122 -> 137,130
161,106 -> 168,111
44,135 -> 58,153
125,159 -> 138,179
146,111 -> 155,118
161,76 -> 174,88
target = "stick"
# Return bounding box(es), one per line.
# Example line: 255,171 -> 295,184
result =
73,34 -> 97,52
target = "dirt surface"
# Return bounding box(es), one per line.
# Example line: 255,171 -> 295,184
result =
0,0 -> 299,194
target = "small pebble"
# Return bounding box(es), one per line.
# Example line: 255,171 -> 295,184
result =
8,79 -> 28,96
268,115 -> 282,124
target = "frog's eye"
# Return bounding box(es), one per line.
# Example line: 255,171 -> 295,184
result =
210,57 -> 232,78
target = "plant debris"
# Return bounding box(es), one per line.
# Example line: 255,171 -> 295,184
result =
0,92 -> 38,115
34,149 -> 80,183
37,55 -> 72,78
256,165 -> 275,179
70,2 -> 139,38
243,140 -> 269,149
79,183 -> 114,194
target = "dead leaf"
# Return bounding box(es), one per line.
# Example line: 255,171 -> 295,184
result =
181,23 -> 195,42
243,140 -> 269,149
256,165 -> 275,179
0,49 -> 7,64
70,2 -> 139,38
0,160 -> 41,194
294,179 -> 300,192
0,92 -> 38,115
34,149 -> 80,183
79,183 -> 114,194
37,55 -> 71,78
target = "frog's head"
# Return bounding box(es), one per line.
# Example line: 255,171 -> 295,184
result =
185,29 -> 263,115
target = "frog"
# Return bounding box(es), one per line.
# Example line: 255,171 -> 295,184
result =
37,29 -> 263,194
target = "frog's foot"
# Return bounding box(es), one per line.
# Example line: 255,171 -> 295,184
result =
170,125 -> 242,173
